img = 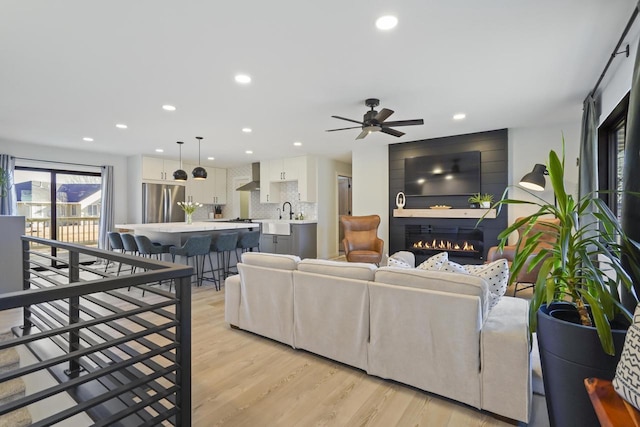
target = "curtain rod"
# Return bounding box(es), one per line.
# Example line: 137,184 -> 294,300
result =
14,156 -> 104,169
588,3 -> 640,100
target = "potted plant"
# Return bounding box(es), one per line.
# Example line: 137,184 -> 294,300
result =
468,193 -> 494,208
491,145 -> 640,427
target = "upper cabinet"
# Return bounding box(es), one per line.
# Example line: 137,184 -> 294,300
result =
142,157 -> 181,182
260,155 -> 316,203
184,164 -> 227,205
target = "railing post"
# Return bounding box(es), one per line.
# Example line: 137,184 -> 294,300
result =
67,249 -> 81,377
22,239 -> 32,331
175,275 -> 192,427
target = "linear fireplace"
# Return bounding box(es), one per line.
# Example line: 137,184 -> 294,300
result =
405,225 -> 484,262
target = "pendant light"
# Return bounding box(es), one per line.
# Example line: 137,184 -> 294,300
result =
192,136 -> 207,180
173,141 -> 188,181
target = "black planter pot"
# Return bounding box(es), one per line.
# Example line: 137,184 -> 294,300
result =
537,303 -> 629,427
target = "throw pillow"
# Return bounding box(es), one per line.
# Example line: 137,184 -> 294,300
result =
613,304 -> 640,411
464,259 -> 509,309
387,256 -> 413,269
439,259 -> 467,274
416,252 -> 448,271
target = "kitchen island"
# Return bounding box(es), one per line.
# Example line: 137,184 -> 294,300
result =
115,221 -> 258,247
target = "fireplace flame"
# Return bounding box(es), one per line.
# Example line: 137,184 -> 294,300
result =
412,240 -> 476,252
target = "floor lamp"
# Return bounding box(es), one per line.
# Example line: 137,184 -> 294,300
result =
519,164 -> 557,207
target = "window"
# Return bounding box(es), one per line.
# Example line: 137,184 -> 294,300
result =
598,93 -> 629,222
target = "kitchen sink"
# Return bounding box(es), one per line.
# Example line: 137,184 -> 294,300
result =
261,221 -> 291,235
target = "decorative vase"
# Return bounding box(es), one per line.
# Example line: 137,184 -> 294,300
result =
395,192 -> 406,209
480,201 -> 491,209
186,213 -> 193,224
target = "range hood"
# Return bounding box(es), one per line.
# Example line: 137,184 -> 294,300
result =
236,162 -> 261,191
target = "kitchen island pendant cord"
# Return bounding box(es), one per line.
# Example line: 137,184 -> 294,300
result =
173,141 -> 188,181
192,136 -> 207,180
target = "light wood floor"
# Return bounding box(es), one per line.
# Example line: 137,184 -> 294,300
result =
190,282 -> 548,427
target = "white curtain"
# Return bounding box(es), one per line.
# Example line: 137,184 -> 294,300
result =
0,154 -> 17,215
98,165 -> 114,250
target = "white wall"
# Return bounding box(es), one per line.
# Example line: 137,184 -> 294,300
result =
316,157 -> 351,259
351,144 -> 389,258
0,139 -> 130,225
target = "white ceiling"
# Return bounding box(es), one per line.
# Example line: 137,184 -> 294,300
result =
0,1 -> 637,168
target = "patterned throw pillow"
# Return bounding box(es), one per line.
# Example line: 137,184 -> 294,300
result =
439,259 -> 467,274
464,259 -> 509,309
416,252 -> 448,270
387,256 -> 413,269
613,304 -> 640,411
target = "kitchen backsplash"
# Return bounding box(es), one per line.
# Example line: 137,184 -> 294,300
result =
194,164 -> 318,220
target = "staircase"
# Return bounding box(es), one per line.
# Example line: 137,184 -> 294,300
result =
0,332 -> 31,427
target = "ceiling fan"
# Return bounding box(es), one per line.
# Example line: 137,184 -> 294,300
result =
326,98 -> 424,140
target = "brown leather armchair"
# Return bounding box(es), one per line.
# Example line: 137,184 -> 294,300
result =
340,215 -> 384,265
487,216 -> 559,295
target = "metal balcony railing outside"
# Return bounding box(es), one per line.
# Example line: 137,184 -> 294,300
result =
0,236 -> 193,426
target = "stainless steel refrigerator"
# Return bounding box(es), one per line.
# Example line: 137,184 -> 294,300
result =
142,183 -> 185,223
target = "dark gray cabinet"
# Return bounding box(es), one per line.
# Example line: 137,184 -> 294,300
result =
260,223 -> 317,258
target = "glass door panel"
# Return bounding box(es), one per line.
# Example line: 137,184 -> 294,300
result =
15,169 -> 52,254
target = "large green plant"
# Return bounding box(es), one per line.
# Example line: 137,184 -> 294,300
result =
493,146 -> 640,355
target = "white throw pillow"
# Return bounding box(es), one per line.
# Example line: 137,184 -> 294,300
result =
464,259 -> 509,309
416,252 -> 448,270
439,259 -> 467,274
613,304 -> 640,411
387,256 -> 413,269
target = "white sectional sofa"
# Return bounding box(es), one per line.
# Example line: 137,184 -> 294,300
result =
225,252 -> 531,423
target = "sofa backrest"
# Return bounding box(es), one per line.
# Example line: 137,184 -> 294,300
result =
241,252 -> 300,270
374,267 -> 491,320
297,258 -> 377,281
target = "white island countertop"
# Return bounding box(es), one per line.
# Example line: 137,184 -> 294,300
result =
115,221 -> 257,233
252,219 -> 317,224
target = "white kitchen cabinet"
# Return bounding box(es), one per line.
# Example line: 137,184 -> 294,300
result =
296,155 -> 317,203
260,161 -> 279,203
142,157 -> 181,182
184,164 -> 227,204
268,157 -> 301,182
261,155 -> 317,203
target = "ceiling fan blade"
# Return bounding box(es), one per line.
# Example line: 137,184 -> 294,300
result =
356,129 -> 370,140
326,126 -> 363,132
381,119 -> 424,127
374,108 -> 394,123
380,127 -> 405,137
331,115 -> 364,125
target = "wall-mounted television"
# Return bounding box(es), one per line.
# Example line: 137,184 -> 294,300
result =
404,151 -> 481,196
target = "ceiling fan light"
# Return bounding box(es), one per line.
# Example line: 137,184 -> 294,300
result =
192,166 -> 207,180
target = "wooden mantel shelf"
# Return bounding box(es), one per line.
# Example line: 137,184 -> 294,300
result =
393,208 -> 497,219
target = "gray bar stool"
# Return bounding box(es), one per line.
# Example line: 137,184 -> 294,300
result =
106,232 -> 125,274
210,232 -> 239,290
235,230 -> 260,264
119,233 -> 139,275
134,235 -> 174,295
170,235 -> 214,288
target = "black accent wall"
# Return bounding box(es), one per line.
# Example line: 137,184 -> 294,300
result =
388,128 -> 509,263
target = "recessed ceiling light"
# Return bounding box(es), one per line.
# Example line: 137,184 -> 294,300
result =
83,137 -> 94,142
155,149 -> 164,153
242,128 -> 252,133
245,150 -> 253,154
453,113 -> 466,120
293,141 -> 302,146
235,74 -> 251,84
115,123 -> 128,129
376,15 -> 398,30
207,157 -> 214,160
162,105 -> 176,111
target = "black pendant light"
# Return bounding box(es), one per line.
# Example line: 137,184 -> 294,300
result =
173,141 -> 188,181
192,136 -> 207,180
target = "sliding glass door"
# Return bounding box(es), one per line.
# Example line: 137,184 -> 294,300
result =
15,167 -> 102,264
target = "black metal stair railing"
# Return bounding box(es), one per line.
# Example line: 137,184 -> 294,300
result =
0,236 -> 193,426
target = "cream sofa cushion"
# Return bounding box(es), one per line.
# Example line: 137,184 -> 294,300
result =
241,252 -> 300,270
298,258 -> 376,281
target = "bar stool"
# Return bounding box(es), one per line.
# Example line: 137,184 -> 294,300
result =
133,235 -> 174,295
119,233 -> 139,275
170,235 -> 214,288
106,232 -> 125,274
210,232 -> 239,290
235,230 -> 260,264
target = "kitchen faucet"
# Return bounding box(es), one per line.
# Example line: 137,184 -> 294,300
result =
277,207 -> 282,220
282,201 -> 293,220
